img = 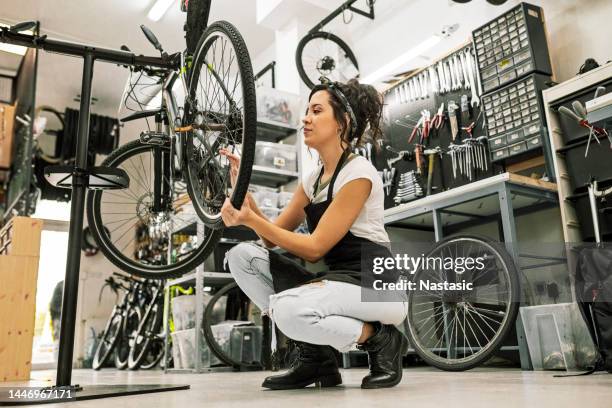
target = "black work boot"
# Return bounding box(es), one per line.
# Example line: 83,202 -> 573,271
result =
262,342 -> 342,390
358,323 -> 408,389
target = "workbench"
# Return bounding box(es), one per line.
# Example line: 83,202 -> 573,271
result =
384,172 -> 559,370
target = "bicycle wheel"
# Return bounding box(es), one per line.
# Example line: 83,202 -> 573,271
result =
140,338 -> 165,370
295,31 -> 359,89
87,139 -> 222,278
184,0 -> 212,55
114,306 -> 142,370
405,235 -> 520,371
202,282 -> 262,369
128,298 -> 164,370
92,310 -> 123,370
185,20 -> 257,229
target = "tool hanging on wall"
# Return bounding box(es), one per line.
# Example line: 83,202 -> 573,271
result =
448,100 -> 459,141
449,111 -> 488,181
558,88 -> 612,157
393,170 -> 423,204
424,147 -> 442,196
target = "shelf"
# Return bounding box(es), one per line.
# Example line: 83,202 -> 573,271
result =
257,119 -> 297,142
251,165 -> 299,188
165,271 -> 234,288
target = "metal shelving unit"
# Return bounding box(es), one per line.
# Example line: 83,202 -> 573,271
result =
256,119 -> 298,143
542,61 -> 612,242
251,165 -> 299,188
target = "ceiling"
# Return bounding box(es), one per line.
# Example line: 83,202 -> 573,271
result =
0,0 -> 276,116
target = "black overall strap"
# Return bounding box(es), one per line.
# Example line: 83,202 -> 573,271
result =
313,150 -> 350,202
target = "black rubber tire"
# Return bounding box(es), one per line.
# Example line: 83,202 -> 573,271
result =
405,234 -> 520,371
295,31 -> 359,89
140,339 -> 165,370
202,282 -> 262,369
114,306 -> 142,370
185,20 -> 257,230
86,139 -> 222,279
184,0 -> 212,55
128,299 -> 164,370
92,311 -> 123,370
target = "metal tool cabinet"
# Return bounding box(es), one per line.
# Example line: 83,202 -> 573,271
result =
384,172 -> 559,369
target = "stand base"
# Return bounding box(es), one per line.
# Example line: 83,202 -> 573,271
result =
0,384 -> 189,406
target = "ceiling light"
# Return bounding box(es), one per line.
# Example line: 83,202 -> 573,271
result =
360,36 -> 442,84
0,24 -> 30,55
147,0 -> 176,22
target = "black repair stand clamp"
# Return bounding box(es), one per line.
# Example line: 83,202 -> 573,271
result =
0,24 -> 188,406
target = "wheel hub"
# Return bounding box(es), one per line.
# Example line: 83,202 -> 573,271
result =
317,56 -> 336,75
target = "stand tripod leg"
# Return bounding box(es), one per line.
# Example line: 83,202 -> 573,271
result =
56,52 -> 94,387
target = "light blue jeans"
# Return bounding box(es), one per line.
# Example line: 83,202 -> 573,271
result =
225,242 -> 408,352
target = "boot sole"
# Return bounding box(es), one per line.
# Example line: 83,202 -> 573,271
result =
361,335 -> 409,389
262,373 -> 342,390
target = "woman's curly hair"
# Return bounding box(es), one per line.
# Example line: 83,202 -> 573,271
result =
309,78 -> 384,150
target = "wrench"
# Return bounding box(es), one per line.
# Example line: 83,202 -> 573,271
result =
428,66 -> 439,94
465,49 -> 480,107
454,56 -> 464,89
459,52 -> 471,90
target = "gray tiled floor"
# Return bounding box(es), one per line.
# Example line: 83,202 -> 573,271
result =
6,367 -> 612,408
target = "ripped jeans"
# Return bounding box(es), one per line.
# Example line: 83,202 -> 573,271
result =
224,242 -> 408,353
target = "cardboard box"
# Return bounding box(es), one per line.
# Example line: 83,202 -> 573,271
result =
0,103 -> 16,170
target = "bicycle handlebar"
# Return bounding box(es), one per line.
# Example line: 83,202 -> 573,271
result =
0,28 -> 179,71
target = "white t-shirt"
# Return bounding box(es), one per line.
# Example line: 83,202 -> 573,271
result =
303,154 -> 390,243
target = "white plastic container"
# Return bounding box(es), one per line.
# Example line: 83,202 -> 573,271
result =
278,192 -> 293,208
254,142 -> 297,172
171,295 -> 196,331
520,303 -> 598,371
260,206 -> 281,221
256,87 -> 301,127
171,328 -> 223,369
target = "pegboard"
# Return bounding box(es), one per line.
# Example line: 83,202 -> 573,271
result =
379,43 -> 504,209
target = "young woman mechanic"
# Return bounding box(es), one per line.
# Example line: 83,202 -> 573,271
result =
219,79 -> 408,390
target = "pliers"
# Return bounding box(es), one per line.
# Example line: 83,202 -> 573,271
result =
431,103 -> 445,130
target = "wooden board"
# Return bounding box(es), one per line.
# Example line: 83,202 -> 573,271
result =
0,103 -> 16,170
0,255 -> 40,382
0,217 -> 43,257
508,172 -> 557,191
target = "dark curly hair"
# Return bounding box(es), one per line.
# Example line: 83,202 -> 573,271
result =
308,78 -> 384,150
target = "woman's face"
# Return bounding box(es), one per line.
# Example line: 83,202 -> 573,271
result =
302,90 -> 341,150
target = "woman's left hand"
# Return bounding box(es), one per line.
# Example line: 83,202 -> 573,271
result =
220,197 -> 253,227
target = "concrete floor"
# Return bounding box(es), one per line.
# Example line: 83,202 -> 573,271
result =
4,367 -> 612,408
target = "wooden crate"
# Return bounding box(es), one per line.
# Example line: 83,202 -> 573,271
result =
0,217 -> 42,382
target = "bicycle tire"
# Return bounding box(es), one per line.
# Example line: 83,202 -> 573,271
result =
184,0 -> 212,55
114,305 -> 142,370
202,281 -> 262,369
86,139 -> 222,279
185,20 -> 257,229
405,234 -> 520,371
92,310 -> 123,370
128,298 -> 164,370
140,339 -> 165,370
295,31 -> 359,89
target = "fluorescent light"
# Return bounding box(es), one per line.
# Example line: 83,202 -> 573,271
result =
0,24 -> 31,55
360,35 -> 442,84
0,43 -> 27,56
147,0 -> 176,22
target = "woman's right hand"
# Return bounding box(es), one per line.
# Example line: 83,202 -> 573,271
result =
219,147 -> 240,189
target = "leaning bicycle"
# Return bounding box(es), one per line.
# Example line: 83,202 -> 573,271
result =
86,0 -> 257,279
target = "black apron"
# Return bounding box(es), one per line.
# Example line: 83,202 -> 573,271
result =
268,150 -> 392,293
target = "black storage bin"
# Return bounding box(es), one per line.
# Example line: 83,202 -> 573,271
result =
473,2 -> 552,93
568,192 -> 612,241
558,134 -> 612,191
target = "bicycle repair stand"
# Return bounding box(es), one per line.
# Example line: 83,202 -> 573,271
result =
0,23 -> 189,405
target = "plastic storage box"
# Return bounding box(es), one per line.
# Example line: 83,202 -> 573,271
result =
171,295 -> 196,331
260,206 -> 281,221
229,326 -> 262,364
171,328 -> 223,369
250,185 -> 279,208
256,87 -> 301,127
278,192 -> 293,208
519,303 -> 598,371
254,142 -> 298,172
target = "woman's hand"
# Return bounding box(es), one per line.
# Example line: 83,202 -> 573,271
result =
220,197 -> 253,227
219,147 -> 239,189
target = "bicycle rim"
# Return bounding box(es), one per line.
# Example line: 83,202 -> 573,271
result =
92,312 -> 122,370
185,20 -> 257,229
128,301 -> 163,369
296,31 -> 359,89
114,306 -> 141,370
406,235 -> 519,371
87,140 -> 221,279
